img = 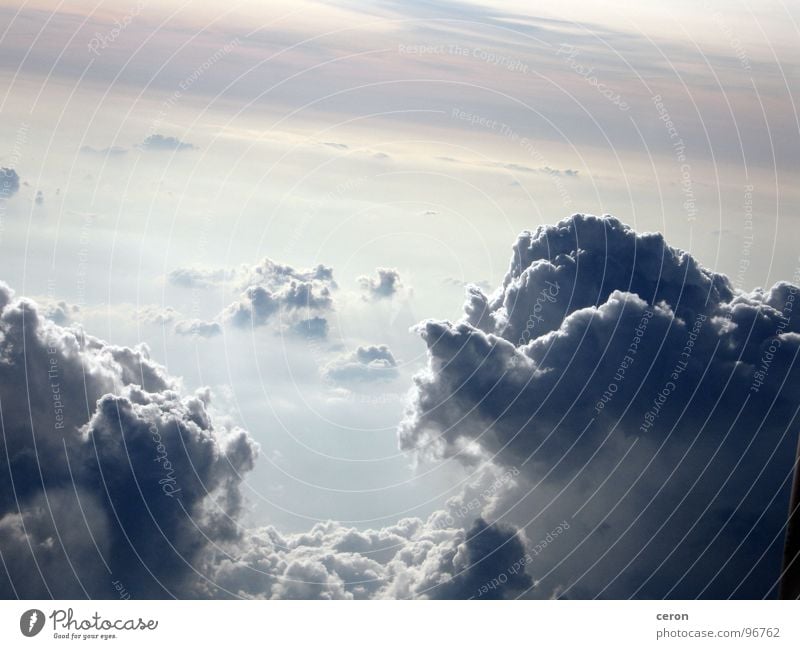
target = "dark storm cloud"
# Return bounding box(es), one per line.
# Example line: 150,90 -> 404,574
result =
0,283 -> 258,598
400,213 -> 800,598
323,344 -> 399,383
0,168 -> 20,199
359,268 -> 403,300
139,134 -> 195,152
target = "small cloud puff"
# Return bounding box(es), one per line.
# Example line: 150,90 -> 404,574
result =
139,134 -> 195,152
323,344 -> 399,383
0,168 -> 20,199
174,318 -> 222,338
358,268 -> 404,300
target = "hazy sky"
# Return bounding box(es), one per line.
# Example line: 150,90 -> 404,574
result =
1,0 -> 799,599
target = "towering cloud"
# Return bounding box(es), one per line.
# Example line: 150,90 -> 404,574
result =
0,283 -> 258,598
400,214 -> 800,598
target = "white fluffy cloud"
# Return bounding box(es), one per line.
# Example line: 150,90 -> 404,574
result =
359,268 -> 404,300
323,345 -> 399,383
174,318 -> 223,338
168,258 -> 337,338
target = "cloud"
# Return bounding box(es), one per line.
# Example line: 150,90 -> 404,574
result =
168,267 -> 235,289
80,145 -> 128,156
136,305 -> 180,326
42,300 -> 81,325
174,318 -> 223,338
168,258 -> 337,337
0,283 -> 258,597
219,259 -> 336,334
399,213 -> 800,598
359,268 -> 404,300
239,258 -> 337,293
323,344 -> 399,383
291,316 -> 329,340
169,258 -> 336,293
222,283 -> 332,330
210,514 -> 529,600
0,281 -> 532,599
490,162 -> 580,177
0,168 -> 20,199
434,155 -> 580,178
443,276 -> 492,291
139,134 -> 195,152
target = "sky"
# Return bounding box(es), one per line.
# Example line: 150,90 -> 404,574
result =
0,0 -> 799,599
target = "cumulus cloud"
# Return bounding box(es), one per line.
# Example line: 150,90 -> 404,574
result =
323,345 -> 399,383
236,258 -> 336,293
400,213 -> 800,598
210,514 -> 529,600
174,318 -> 223,338
221,283 -> 332,330
220,259 -> 336,334
42,300 -> 81,326
136,305 -> 180,326
0,282 -> 258,597
0,168 -> 20,199
291,316 -> 329,340
140,134 -> 195,152
167,258 -> 337,338
359,268 -> 404,300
